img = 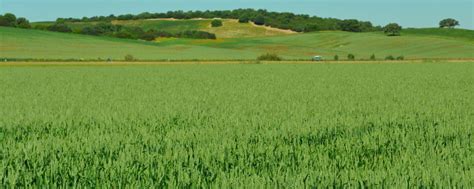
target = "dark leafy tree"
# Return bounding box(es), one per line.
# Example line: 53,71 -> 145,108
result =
334,55 -> 339,61
15,17 -> 31,28
211,19 -> 223,27
347,54 -> 355,60
383,23 -> 402,36
253,15 -> 265,25
0,15 -> 5,26
439,18 -> 459,28
238,15 -> 250,23
339,19 -> 362,32
0,13 -> 17,27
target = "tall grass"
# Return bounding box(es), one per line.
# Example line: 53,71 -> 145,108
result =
1,63 -> 473,187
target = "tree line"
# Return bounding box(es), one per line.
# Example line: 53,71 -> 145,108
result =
0,13 -> 31,28
58,9 -> 380,32
35,22 -> 216,40
1,11 -> 461,40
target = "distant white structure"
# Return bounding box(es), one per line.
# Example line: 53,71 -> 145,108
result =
312,56 -> 323,61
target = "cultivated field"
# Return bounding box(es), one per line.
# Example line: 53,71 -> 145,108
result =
1,62 -> 473,187
1,26 -> 473,60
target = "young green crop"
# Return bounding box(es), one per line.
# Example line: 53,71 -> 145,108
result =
1,63 -> 473,187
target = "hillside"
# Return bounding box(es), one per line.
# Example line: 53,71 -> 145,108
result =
402,28 -> 474,41
32,19 -> 296,38
0,26 -> 253,60
1,26 -> 473,60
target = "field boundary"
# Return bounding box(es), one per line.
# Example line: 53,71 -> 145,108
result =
1,59 -> 473,66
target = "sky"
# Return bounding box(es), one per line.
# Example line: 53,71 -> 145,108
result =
1,0 -> 473,29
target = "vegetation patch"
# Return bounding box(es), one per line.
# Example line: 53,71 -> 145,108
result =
257,53 -> 283,61
1,63 -> 473,187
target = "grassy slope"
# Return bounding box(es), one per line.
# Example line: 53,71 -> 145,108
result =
402,28 -> 474,41
0,27 -> 255,60
32,19 -> 294,38
1,26 -> 473,60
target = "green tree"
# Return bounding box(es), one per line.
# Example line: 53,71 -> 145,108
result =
0,13 -> 17,27
0,15 -> 6,26
16,17 -> 31,29
439,18 -> 459,28
383,23 -> 402,36
334,55 -> 339,61
211,19 -> 223,27
238,15 -> 250,23
253,15 -> 265,25
338,19 -> 362,32
347,54 -> 355,60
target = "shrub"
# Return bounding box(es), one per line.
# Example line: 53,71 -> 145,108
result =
176,30 -> 216,39
396,56 -> 405,60
334,55 -> 339,61
139,32 -> 157,41
347,54 -> 355,61
124,54 -> 135,61
370,54 -> 376,61
211,19 -> 223,27
385,55 -> 395,60
257,53 -> 282,61
121,26 -> 145,39
33,24 -> 49,30
47,23 -> 72,33
114,31 -> 133,39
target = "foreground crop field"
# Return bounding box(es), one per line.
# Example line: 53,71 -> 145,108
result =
1,62 -> 473,187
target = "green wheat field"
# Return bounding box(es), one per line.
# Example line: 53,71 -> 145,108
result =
1,63 -> 473,187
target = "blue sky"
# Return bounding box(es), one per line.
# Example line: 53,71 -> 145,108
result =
1,0 -> 473,29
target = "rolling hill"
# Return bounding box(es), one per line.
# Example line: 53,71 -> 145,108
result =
1,26 -> 473,60
32,19 -> 296,39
